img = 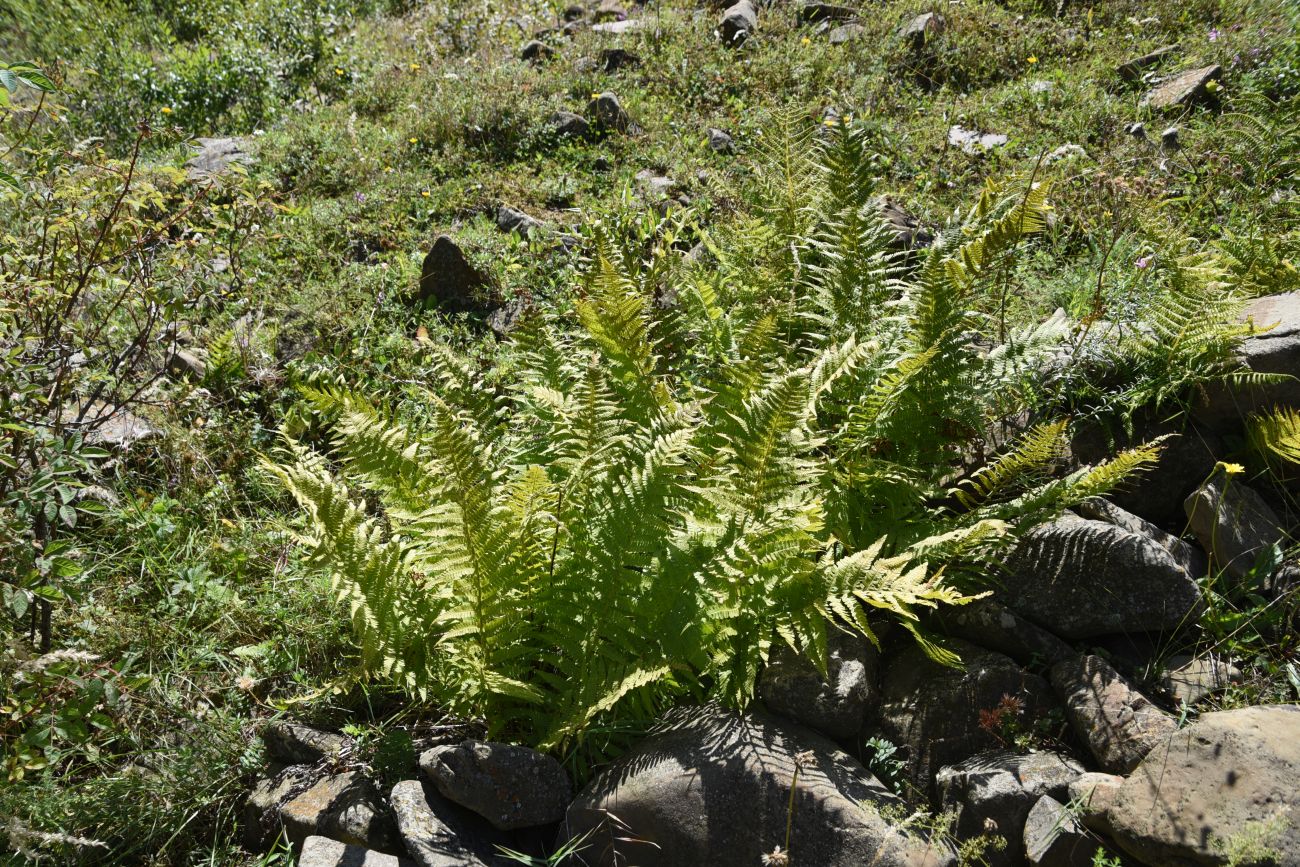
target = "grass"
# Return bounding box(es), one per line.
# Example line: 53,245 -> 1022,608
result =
1,0 -> 1298,861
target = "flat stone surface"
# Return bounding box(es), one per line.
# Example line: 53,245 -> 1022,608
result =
1141,64 -> 1221,109
419,741 -> 570,830
1002,513 -> 1203,639
562,706 -> 954,867
1116,44 -> 1180,80
390,780 -> 502,867
1184,469 -> 1286,583
1067,773 -> 1123,833
937,750 -> 1085,865
281,771 -> 397,852
1024,795 -> 1104,867
1160,654 -> 1243,706
1108,705 -> 1300,867
1051,655 -> 1176,775
759,630 -> 876,739
300,836 -> 415,867
881,639 -> 1050,796
931,598 -> 1073,667
263,722 -> 350,765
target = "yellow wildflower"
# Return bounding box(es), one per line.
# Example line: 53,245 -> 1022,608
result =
1027,55 -> 1038,64
1219,462 -> 1246,476
160,106 -> 172,114
410,62 -> 420,71
421,190 -> 431,197
409,137 -> 418,144
801,36 -> 811,45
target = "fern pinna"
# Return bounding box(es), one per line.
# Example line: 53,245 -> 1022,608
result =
271,118 -> 1233,752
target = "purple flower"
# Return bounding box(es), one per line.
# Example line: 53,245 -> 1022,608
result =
1135,255 -> 1152,270
1208,28 -> 1220,42
355,192 -> 367,204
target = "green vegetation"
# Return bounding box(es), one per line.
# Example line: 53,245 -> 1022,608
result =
1,0 -> 1298,861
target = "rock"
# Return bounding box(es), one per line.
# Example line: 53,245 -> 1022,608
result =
1141,64 -> 1222,110
1074,497 -> 1205,578
586,91 -> 630,133
263,722 -> 350,765
800,2 -> 857,24
417,236 -> 495,313
1044,144 -> 1087,165
948,125 -> 1008,154
936,750 -> 1085,860
829,22 -> 865,43
1184,468 -> 1286,583
931,599 -> 1073,667
707,127 -> 734,153
1108,705 -> 1300,867
1028,80 -> 1054,93
561,706 -> 953,867
591,18 -> 643,34
64,403 -> 159,450
496,205 -> 542,237
561,4 -> 584,21
1051,655 -> 1176,774
299,836 -> 414,867
546,110 -> 590,140
1159,654 -> 1243,706
1066,773 -> 1123,833
1001,513 -> 1203,639
593,0 -> 626,22
1160,125 -> 1180,149
759,630 -> 876,739
185,136 -> 253,182
487,298 -> 529,338
519,40 -> 554,62
167,348 -> 207,381
245,767 -> 397,853
719,0 -> 757,46
635,169 -> 676,198
901,12 -> 945,50
880,639 -> 1051,796
1070,418 -> 1223,529
1116,44 -> 1180,80
876,196 -> 933,253
390,780 -> 503,867
419,741 -> 570,831
1023,795 -> 1105,867
1196,292 -> 1300,431
598,47 -> 639,71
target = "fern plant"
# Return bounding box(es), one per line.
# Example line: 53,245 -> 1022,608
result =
272,117 -> 1197,752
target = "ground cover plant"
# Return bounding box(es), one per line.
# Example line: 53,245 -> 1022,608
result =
1,0 -> 1298,862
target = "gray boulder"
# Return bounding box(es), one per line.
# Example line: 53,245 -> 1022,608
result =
419,741 -> 570,831
263,722 -> 350,765
598,47 -> 639,72
562,706 -> 954,867
1075,498 -> 1205,578
707,127 -> 735,154
496,206 -> 542,237
719,0 -> 757,46
1184,469 -> 1287,583
759,630 -> 876,739
519,40 -> 554,63
300,836 -> 414,867
1066,773 -> 1123,834
167,348 -> 208,382
877,196 -> 934,253
389,780 -> 504,867
1023,795 -> 1105,867
1001,513 -> 1203,639
900,12 -> 945,50
1051,655 -> 1176,774
936,751 -> 1085,864
829,22 -> 865,44
417,236 -> 495,313
245,767 -> 397,853
931,599 -> 1073,667
186,136 -> 253,182
1196,292 -> 1300,432
546,110 -> 590,140
587,91 -> 631,133
1107,705 -> 1300,867
1159,654 -> 1243,706
880,640 -> 1051,796
1141,64 -> 1222,110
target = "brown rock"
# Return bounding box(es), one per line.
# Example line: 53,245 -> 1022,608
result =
1141,64 -> 1222,110
1051,655 -> 1176,774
